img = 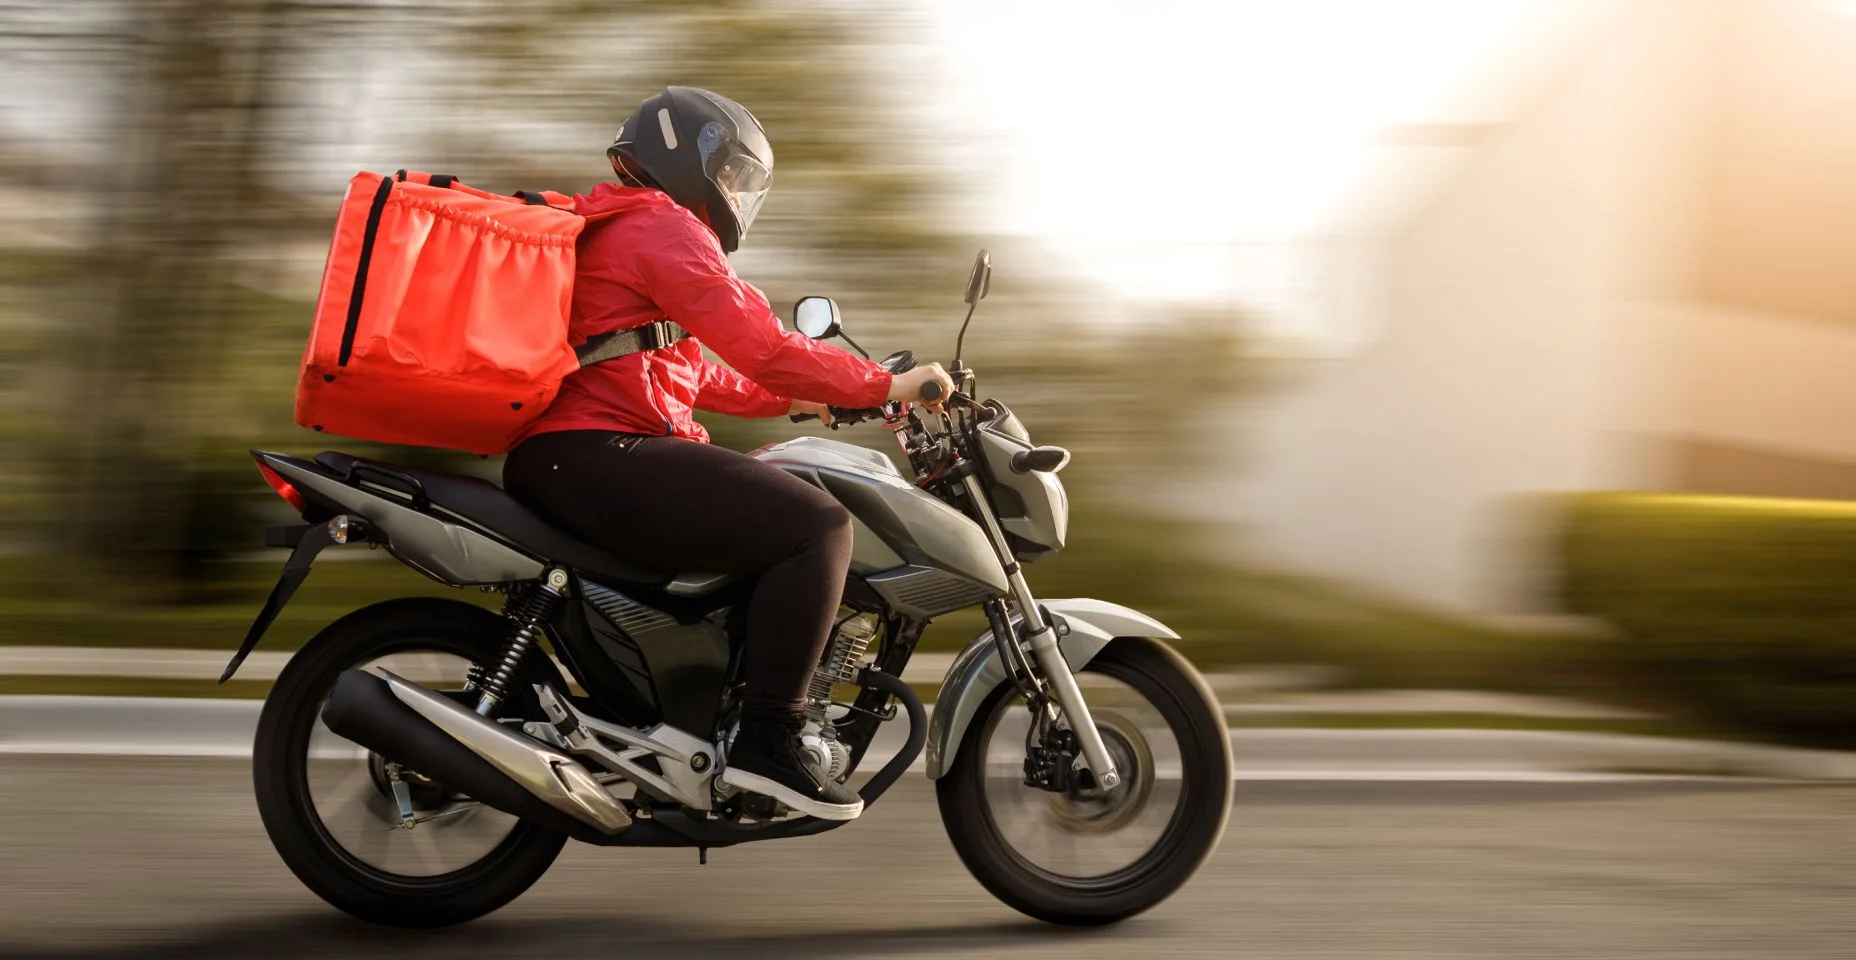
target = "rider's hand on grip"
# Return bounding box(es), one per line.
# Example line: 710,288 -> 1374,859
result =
888,363 -> 954,409
788,400 -> 834,426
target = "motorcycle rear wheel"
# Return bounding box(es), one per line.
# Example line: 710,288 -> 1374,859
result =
253,597 -> 570,928
936,636 -> 1233,925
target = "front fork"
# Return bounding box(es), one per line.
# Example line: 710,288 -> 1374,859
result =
961,475 -> 1122,790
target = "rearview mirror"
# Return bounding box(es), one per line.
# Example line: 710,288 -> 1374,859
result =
963,249 -> 992,306
793,297 -> 842,340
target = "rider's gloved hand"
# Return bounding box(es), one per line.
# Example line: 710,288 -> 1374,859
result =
888,363 -> 954,409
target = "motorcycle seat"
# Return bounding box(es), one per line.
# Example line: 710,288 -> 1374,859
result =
312,451 -> 670,588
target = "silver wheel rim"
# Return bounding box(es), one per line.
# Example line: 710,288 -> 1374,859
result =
976,671 -> 1184,880
303,650 -> 522,878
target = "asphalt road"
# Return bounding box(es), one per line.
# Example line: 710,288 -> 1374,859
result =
0,757 -> 1851,959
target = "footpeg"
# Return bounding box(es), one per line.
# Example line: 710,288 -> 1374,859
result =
386,766 -> 418,829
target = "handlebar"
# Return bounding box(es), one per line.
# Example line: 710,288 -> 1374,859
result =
789,405 -> 886,427
786,356 -> 969,429
788,390 -> 977,430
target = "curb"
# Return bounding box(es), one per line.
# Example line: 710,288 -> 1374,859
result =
1219,727 -> 1856,781
4,695 -> 1853,780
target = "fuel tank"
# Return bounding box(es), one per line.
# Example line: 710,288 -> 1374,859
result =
752,437 -> 1007,616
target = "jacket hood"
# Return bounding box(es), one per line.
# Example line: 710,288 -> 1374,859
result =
572,181 -> 683,219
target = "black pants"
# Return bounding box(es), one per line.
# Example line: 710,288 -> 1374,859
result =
504,430 -> 852,719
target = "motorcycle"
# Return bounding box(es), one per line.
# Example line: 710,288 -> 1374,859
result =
230,251 -> 1233,928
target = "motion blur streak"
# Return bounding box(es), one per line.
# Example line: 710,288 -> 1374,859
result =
3,0 -> 1856,952
2,762 -> 1854,956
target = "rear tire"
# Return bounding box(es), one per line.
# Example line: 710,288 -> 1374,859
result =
253,597 -> 569,928
936,636 -> 1233,925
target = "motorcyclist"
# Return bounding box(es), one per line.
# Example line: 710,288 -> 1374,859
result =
503,87 -> 951,821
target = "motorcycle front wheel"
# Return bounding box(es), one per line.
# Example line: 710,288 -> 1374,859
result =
936,636 -> 1233,925
252,597 -> 569,928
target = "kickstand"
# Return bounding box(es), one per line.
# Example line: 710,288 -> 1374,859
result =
698,846 -> 708,866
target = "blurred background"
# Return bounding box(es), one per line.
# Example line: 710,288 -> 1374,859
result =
3,0 -> 1856,749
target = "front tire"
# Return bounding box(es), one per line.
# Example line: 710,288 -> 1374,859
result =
253,598 -> 570,928
936,636 -> 1233,925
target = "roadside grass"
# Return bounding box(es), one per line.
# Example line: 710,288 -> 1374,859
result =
0,677 -> 275,699
1005,497 -> 1620,700
0,560 -> 1574,669
0,551 -> 1615,699
0,555 -> 496,651
1178,568 -> 1617,697
0,555 -> 1000,653
1221,711 -> 1747,743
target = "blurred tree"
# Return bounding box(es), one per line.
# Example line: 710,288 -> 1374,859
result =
0,0 -> 1251,604
47,0 -> 286,601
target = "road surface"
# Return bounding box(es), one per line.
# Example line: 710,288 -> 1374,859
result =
0,757 -> 1851,958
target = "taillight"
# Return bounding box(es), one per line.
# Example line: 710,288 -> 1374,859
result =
255,462 -> 307,512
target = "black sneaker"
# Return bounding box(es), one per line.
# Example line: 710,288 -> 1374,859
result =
721,718 -> 863,821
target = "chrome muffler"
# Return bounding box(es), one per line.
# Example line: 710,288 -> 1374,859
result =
320,668 -> 631,835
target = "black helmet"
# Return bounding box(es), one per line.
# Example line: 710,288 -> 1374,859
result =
608,86 -> 773,253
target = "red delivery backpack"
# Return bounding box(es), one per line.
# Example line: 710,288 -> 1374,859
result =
296,170 -> 593,455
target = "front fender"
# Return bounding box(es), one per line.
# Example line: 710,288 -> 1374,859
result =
923,598 -> 1179,780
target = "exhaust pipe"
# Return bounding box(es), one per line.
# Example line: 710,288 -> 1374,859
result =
321,669 -> 631,836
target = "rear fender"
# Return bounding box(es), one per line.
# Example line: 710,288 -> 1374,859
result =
221,453 -> 544,682
923,598 -> 1179,779
219,518 -> 340,682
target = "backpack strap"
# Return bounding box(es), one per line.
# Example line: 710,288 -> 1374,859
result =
393,170 -> 457,187
575,320 -> 690,367
389,172 -> 575,210
515,189 -> 578,209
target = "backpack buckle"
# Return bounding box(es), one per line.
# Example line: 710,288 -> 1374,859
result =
643,320 -> 685,350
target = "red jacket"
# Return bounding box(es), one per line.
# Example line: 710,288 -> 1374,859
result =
519,183 -> 892,444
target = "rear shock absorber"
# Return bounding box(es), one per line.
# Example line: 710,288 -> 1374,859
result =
475,567 -> 569,716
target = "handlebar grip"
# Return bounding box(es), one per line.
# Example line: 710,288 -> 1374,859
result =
919,380 -> 944,403
789,413 -> 818,423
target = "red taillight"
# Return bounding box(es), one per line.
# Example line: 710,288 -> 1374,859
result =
255,462 -> 307,512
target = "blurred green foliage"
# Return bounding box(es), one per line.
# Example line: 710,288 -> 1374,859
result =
1561,492 -> 1856,745
0,0 -> 1258,609
0,0 -> 1290,694
1032,493 -> 1610,695
4,0 -> 1597,713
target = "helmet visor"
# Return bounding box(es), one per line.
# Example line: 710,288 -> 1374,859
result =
714,153 -> 771,235
698,118 -> 773,239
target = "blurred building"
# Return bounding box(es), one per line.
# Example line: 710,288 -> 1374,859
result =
1187,0 -> 1856,613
